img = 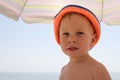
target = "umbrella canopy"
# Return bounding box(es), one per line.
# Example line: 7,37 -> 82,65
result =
0,0 -> 120,25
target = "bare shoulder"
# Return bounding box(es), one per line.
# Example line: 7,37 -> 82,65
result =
90,58 -> 112,80
59,65 -> 67,80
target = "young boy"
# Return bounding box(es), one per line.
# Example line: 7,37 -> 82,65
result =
54,5 -> 111,80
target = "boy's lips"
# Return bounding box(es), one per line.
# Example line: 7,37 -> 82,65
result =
67,46 -> 78,51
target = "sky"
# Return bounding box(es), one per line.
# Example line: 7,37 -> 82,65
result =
0,14 -> 120,73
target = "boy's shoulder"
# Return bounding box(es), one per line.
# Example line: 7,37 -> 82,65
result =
84,58 -> 111,80
88,56 -> 106,70
88,57 -> 111,80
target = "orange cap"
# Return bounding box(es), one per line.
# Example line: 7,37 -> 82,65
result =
54,5 -> 100,46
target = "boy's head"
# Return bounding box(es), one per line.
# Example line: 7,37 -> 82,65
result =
54,5 -> 100,48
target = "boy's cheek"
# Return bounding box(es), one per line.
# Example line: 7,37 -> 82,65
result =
60,37 -> 66,42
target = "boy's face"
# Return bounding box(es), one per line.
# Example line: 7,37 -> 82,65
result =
59,13 -> 96,60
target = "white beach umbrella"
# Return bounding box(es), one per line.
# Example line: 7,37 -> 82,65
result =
0,0 -> 120,25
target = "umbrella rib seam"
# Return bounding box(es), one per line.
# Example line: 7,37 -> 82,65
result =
101,0 -> 104,22
18,0 -> 28,20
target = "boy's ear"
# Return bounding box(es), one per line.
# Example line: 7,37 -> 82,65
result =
89,34 -> 97,49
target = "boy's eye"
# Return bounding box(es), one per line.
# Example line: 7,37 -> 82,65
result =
77,32 -> 84,36
63,32 -> 69,36
77,32 -> 84,34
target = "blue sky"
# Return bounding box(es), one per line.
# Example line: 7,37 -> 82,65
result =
0,14 -> 120,73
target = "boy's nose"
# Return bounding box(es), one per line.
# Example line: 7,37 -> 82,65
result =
67,37 -> 77,43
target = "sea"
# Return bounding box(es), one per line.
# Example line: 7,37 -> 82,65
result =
0,72 -> 119,80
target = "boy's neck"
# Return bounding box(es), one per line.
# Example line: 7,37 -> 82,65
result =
69,54 -> 90,63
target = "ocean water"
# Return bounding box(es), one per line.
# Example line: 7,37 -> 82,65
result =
0,72 -> 59,80
110,72 -> 120,80
0,72 -> 119,80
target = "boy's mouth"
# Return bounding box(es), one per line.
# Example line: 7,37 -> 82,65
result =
67,46 -> 78,51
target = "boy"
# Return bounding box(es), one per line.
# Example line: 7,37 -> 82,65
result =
54,5 -> 111,80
